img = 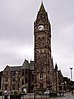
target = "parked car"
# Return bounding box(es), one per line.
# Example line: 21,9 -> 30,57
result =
44,90 -> 50,95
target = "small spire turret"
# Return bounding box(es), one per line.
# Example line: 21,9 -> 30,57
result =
55,63 -> 58,71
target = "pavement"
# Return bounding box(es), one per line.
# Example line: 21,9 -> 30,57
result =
0,92 -> 74,99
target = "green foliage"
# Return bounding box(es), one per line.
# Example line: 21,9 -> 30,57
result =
13,91 -> 18,95
11,91 -> 26,95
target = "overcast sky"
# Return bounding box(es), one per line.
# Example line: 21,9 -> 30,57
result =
0,0 -> 74,80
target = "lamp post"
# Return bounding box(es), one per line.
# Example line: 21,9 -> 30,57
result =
33,83 -> 38,99
69,67 -> 73,94
33,70 -> 37,99
69,68 -> 73,81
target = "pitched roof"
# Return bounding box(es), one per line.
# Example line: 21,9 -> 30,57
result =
30,61 -> 34,70
22,59 -> 30,69
22,59 -> 34,70
3,65 -> 22,72
10,66 -> 21,71
3,60 -> 34,72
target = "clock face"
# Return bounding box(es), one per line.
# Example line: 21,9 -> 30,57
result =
38,25 -> 44,31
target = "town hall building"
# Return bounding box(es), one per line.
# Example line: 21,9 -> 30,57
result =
0,2 -> 64,93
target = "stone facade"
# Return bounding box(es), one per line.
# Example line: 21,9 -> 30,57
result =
34,2 -> 63,91
34,2 -> 52,90
1,60 -> 34,93
0,2 -> 64,93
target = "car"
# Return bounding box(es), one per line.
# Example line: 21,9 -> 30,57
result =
44,90 -> 50,95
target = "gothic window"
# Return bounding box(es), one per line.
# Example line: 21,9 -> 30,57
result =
25,69 -> 28,75
11,71 -> 16,76
42,36 -> 45,39
5,84 -> 8,90
18,71 -> 20,75
40,64 -> 44,78
5,77 -> 8,82
22,79 -> 24,85
40,83 -> 43,89
25,77 -> 28,84
12,78 -> 15,82
12,84 -> 15,90
4,71 -> 8,76
37,37 -> 41,41
32,74 -> 34,81
22,69 -> 24,76
18,78 -> 20,82
40,73 -> 43,78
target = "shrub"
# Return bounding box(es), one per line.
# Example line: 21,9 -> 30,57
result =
14,91 -> 18,95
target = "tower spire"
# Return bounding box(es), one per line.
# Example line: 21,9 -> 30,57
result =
39,1 -> 46,12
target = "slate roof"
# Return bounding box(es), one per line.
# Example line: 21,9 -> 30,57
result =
30,61 -> 34,70
10,66 -> 21,71
22,59 -> 34,70
3,59 -> 34,72
22,59 -> 30,69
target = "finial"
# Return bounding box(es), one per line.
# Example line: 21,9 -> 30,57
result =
41,0 -> 43,4
55,63 -> 58,71
39,1 -> 45,12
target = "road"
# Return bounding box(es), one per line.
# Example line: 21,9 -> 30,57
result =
50,93 -> 74,99
0,92 -> 74,99
37,93 -> 74,99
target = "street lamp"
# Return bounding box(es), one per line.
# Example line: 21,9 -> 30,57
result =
69,67 -> 73,94
69,68 -> 73,81
33,83 -> 38,99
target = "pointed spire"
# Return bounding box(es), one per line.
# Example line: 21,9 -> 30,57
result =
39,1 -> 46,12
55,63 -> 58,71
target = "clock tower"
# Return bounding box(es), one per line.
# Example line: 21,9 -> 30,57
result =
34,2 -> 52,90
